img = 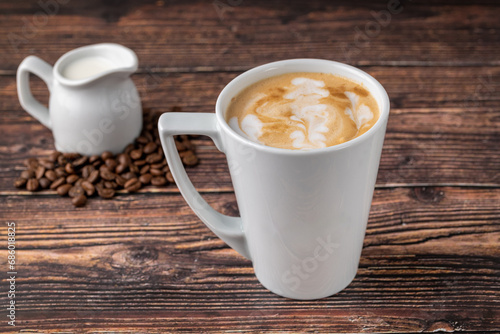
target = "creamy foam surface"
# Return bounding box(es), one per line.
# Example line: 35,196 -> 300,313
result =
225,72 -> 380,150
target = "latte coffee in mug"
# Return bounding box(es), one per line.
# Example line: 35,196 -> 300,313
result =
159,59 -> 390,300
226,72 -> 380,150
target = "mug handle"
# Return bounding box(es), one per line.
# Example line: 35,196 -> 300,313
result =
158,112 -> 251,260
17,56 -> 53,129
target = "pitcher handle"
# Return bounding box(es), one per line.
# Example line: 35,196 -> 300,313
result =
158,112 -> 251,260
17,56 -> 53,129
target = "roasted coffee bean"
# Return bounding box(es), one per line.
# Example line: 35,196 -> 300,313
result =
89,155 -> 100,163
166,171 -> 175,183
130,148 -> 143,160
99,166 -> 115,181
81,180 -> 95,196
124,178 -> 141,192
75,178 -> 83,187
144,131 -> 154,142
88,170 -> 99,184
121,172 -> 137,180
20,170 -> 34,179
124,143 -> 135,154
135,135 -> 149,145
140,165 -> 150,174
115,175 -> 127,187
99,165 -> 110,174
49,151 -> 61,162
117,153 -> 131,166
97,187 -> 115,199
175,140 -> 186,151
68,186 -> 84,198
35,165 -> 45,179
72,194 -> 87,207
26,178 -> 39,191
50,177 -> 66,190
81,165 -> 92,179
182,138 -> 195,151
45,169 -> 57,181
39,177 -> 51,189
129,163 -> 140,174
182,150 -> 199,166
150,168 -> 163,176
143,142 -> 157,154
73,156 -> 88,167
139,173 -> 152,185
57,154 -> 67,166
101,170 -> 115,181
14,107 -> 200,207
57,183 -> 72,196
101,151 -> 113,161
104,181 -> 117,189
81,165 -> 93,179
136,136 -> 149,144
105,158 -> 118,171
65,163 -> 75,174
14,178 -> 27,188
133,159 -> 146,167
150,162 -> 165,169
151,176 -> 167,186
66,174 -> 79,184
146,153 -> 162,164
115,163 -> 128,174
63,152 -> 80,160
55,167 -> 67,178
38,159 -> 54,170
24,158 -> 38,169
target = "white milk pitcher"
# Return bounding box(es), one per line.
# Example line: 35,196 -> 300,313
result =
17,43 -> 142,155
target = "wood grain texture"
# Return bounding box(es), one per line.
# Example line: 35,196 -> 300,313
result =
0,0 -> 500,72
0,66 -> 499,189
0,188 -> 498,332
0,0 -> 499,332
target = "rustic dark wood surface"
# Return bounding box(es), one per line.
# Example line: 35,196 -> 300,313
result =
0,0 -> 499,333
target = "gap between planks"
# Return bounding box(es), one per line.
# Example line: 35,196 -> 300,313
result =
1,61 -> 500,76
0,182 -> 499,197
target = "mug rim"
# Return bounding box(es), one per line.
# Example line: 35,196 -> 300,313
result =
215,58 -> 390,155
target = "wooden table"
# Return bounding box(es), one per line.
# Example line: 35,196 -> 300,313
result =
1,1 -> 499,332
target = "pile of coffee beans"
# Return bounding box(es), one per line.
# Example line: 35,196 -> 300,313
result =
14,107 -> 199,207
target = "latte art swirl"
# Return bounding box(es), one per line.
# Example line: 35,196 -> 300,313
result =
226,72 -> 379,150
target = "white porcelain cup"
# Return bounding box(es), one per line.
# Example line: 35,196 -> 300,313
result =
159,59 -> 390,300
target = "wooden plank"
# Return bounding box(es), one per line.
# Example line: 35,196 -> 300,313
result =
0,1 -> 498,333
0,187 -> 498,332
1,1 -> 500,72
1,67 -> 498,189
2,67 -> 499,111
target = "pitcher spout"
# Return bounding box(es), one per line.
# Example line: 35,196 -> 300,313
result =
54,43 -> 138,86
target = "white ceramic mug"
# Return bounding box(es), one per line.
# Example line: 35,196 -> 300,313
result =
17,43 -> 142,155
159,59 -> 390,300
